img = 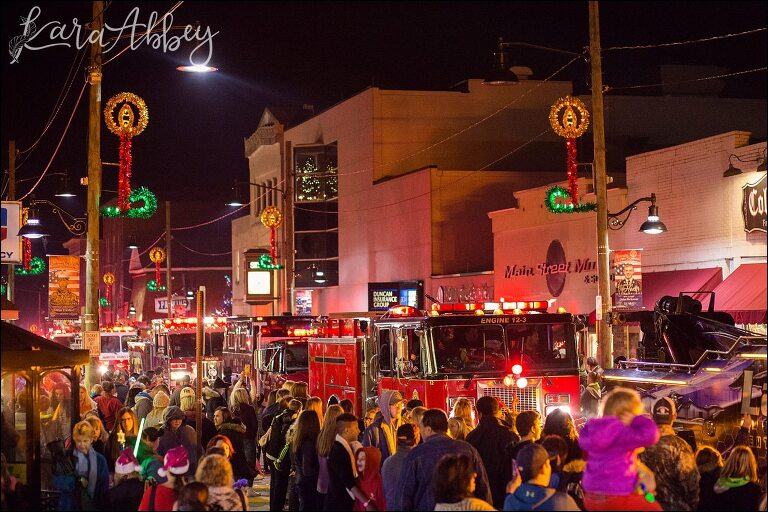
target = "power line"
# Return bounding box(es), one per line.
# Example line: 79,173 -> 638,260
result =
605,67 -> 767,92
603,26 -> 766,51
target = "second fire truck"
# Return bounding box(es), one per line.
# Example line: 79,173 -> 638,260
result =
308,301 -> 585,418
151,316 -> 227,382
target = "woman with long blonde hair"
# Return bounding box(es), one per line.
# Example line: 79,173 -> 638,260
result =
305,396 -> 324,426
451,398 -> 475,432
710,445 -> 761,510
315,404 -> 343,505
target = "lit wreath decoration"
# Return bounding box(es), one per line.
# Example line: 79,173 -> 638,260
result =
104,92 -> 149,214
148,247 -> 166,291
546,96 -> 596,213
103,272 -> 115,306
101,186 -> 158,218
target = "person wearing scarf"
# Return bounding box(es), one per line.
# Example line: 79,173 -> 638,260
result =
327,414 -> 375,511
62,420 -> 109,511
354,447 -> 385,511
709,445 -> 762,511
361,390 -> 403,466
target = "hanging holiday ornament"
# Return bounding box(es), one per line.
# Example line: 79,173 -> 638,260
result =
104,92 -> 149,213
256,252 -> 283,270
547,96 -> 595,213
103,272 -> 115,306
149,246 -> 166,290
146,279 -> 167,292
260,207 -> 283,267
15,238 -> 46,276
101,186 -> 158,218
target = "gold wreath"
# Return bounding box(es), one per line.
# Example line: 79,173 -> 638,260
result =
260,206 -> 283,229
103,272 -> 115,285
549,96 -> 590,138
104,92 -> 149,137
149,247 -> 166,263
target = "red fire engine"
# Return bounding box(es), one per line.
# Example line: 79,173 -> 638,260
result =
308,302 -> 585,418
225,316 -> 322,398
151,317 -> 226,382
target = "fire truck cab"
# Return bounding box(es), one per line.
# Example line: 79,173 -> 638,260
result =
151,317 -> 226,382
308,302 -> 585,419
225,316 -> 320,398
97,326 -> 142,375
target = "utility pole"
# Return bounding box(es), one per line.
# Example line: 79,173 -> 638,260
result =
589,1 -> 613,369
284,140 -> 295,314
195,286 -> 205,449
166,201 -> 172,319
84,1 -> 104,390
8,140 -> 16,304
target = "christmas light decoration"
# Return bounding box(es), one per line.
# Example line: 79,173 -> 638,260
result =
101,186 -> 157,218
260,207 -> 283,268
149,246 -> 166,289
547,96 -> 596,213
146,279 -> 167,292
104,92 -> 149,213
545,186 -> 597,214
100,297 -> 110,307
103,272 -> 115,306
256,252 -> 283,270
15,257 -> 45,276
1,283 -> 6,296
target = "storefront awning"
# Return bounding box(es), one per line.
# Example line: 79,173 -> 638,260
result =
642,267 -> 723,307
709,263 -> 767,324
1,297 -> 20,321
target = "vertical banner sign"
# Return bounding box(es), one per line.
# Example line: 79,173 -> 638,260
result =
49,255 -> 81,319
1,201 -> 23,263
614,249 -> 643,309
742,174 -> 767,233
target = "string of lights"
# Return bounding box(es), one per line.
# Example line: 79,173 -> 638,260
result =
174,237 -> 233,257
17,81 -> 88,201
294,127 -> 551,215
603,26 -> 766,51
605,67 -> 767,93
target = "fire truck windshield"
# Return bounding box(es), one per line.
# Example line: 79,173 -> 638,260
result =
284,344 -> 308,371
169,332 -> 225,358
434,325 -> 508,374
506,323 -> 576,370
101,335 -> 122,353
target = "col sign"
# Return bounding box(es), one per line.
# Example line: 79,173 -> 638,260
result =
742,174 -> 767,233
1,201 -> 22,263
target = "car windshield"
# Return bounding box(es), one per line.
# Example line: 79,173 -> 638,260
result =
505,323 -> 577,370
284,344 -> 308,371
433,325 -> 507,374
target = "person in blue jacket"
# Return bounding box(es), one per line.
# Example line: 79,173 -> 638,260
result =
53,420 -> 110,511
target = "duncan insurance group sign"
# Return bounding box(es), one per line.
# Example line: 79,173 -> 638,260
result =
1,201 -> 22,264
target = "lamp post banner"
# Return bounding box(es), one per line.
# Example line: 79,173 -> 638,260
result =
49,255 -> 81,319
613,249 -> 642,309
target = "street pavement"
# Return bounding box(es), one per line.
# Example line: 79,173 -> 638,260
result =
247,474 -> 271,511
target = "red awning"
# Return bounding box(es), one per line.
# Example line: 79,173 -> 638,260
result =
642,267 -> 723,307
710,263 -> 767,324
588,267 -> 723,325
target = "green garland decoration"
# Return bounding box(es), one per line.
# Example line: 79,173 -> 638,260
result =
257,252 -> 283,270
99,297 -> 111,307
544,186 -> 597,214
147,279 -> 167,292
15,257 -> 46,276
101,186 -> 158,218
1,283 -> 7,296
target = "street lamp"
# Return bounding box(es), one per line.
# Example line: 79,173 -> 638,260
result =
607,193 -> 668,234
126,235 -> 139,250
54,174 -> 77,198
227,179 -> 287,207
17,199 -> 87,239
723,150 -> 767,177
483,37 -> 585,85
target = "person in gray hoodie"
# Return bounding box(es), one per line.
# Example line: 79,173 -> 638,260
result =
381,423 -> 416,508
361,389 -> 403,466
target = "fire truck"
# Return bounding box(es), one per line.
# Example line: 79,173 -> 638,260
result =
96,326 -> 142,375
603,293 -> 767,483
308,302 -> 585,418
225,315 -> 322,398
151,317 -> 226,382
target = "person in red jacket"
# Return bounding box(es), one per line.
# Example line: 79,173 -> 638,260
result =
355,447 -> 385,511
94,381 -> 123,431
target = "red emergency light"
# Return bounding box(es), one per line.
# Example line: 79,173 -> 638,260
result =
287,327 -> 323,337
431,300 -> 548,314
387,305 -> 421,317
164,316 -> 227,328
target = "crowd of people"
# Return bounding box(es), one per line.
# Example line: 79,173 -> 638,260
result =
1,364 -> 766,511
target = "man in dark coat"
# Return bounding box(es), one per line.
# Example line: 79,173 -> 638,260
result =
393,409 -> 492,511
466,396 -> 519,508
326,413 -> 373,511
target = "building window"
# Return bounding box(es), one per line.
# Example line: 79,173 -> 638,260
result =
295,146 -> 338,202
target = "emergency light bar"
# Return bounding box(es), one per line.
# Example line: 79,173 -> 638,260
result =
287,327 -> 324,337
430,300 -> 549,314
164,316 -> 227,328
101,325 -> 137,332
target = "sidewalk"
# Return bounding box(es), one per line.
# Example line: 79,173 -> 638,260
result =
247,474 -> 271,511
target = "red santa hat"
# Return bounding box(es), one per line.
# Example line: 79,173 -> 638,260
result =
157,446 -> 189,477
115,448 -> 140,475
